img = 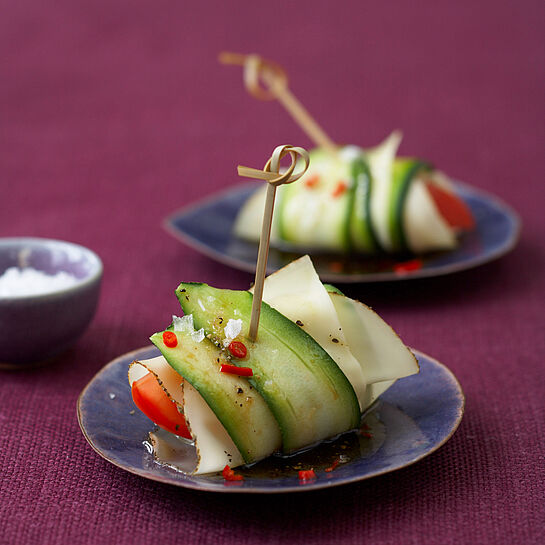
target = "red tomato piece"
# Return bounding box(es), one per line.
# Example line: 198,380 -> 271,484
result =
425,181 -> 475,230
131,373 -> 191,439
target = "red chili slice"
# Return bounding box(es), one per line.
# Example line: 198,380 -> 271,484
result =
325,459 -> 340,473
393,259 -> 423,274
222,465 -> 244,481
304,175 -> 320,188
332,181 -> 347,198
220,364 -> 253,377
162,331 -> 178,348
298,469 -> 316,481
228,341 -> 247,359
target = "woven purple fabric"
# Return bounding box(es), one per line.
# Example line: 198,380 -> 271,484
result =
1,1 -> 544,543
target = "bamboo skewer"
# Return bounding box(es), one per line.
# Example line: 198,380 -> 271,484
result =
248,181 -> 276,342
237,145 -> 310,341
220,52 -> 338,155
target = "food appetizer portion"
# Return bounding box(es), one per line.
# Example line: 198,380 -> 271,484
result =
128,256 -> 419,475
234,132 -> 475,255
219,53 -> 474,256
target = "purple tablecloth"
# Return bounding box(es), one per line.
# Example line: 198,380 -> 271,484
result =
1,1 -> 543,543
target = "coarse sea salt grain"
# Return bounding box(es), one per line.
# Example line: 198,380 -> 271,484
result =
0,267 -> 78,297
172,314 -> 194,332
223,319 -> 243,347
171,314 -> 205,343
191,328 -> 205,343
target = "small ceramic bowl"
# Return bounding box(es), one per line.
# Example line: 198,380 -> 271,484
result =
0,237 -> 103,368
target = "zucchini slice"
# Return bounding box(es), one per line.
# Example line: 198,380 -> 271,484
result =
150,328 -> 281,464
388,159 -> 431,252
278,147 -> 355,252
350,157 -> 381,253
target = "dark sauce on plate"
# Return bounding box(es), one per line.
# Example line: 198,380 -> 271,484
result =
147,408 -> 386,480
238,411 -> 385,479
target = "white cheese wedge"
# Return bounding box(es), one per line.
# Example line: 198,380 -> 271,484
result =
404,177 -> 456,253
328,293 -> 418,384
183,381 -> 244,473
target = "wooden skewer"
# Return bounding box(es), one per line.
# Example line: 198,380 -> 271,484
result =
238,145 -> 310,341
220,52 -> 338,155
248,181 -> 276,342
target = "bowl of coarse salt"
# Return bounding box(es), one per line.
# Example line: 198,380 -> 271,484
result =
0,238 -> 102,368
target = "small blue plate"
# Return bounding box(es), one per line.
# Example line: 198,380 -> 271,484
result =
77,346 -> 464,493
164,182 -> 520,282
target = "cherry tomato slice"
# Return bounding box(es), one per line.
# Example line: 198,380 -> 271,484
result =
131,373 -> 191,439
425,181 -> 475,230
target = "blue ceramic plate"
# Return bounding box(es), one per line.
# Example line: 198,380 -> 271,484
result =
164,182 -> 519,282
77,346 -> 464,493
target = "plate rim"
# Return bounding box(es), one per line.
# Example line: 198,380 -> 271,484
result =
163,181 -> 521,283
77,346 -> 465,493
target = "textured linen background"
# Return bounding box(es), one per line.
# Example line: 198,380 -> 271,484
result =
1,1 -> 543,544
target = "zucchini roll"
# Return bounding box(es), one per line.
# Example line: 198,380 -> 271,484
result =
234,132 -> 474,255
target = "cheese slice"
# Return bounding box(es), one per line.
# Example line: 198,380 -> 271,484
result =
129,357 -> 244,474
404,177 -> 456,253
328,293 -> 418,384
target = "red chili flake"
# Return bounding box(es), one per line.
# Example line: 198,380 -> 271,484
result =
162,331 -> 178,348
332,181 -> 347,198
228,341 -> 247,359
304,174 -> 320,188
298,469 -> 316,482
220,364 -> 253,377
324,458 -> 340,473
222,465 -> 244,481
360,432 -> 373,439
393,259 -> 423,274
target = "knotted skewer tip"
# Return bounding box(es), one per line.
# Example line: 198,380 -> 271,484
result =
238,145 -> 310,341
